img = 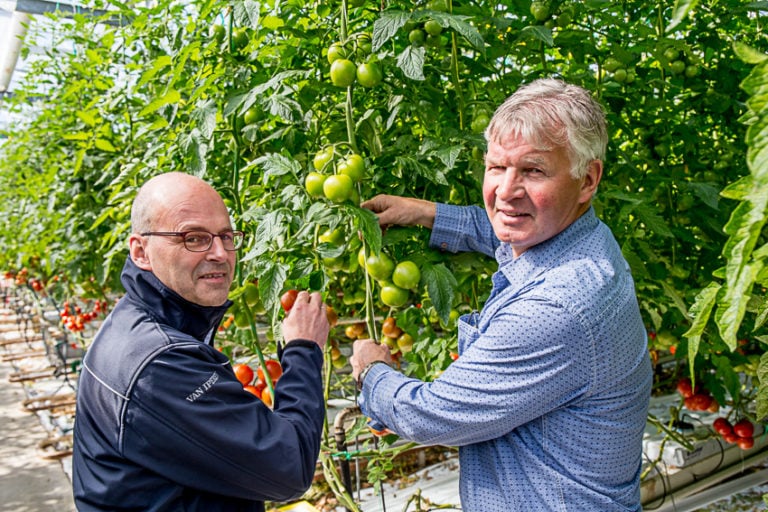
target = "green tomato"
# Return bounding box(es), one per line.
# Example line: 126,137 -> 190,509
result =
318,227 -> 345,245
684,64 -> 699,78
471,114 -> 490,134
670,60 -> 686,75
356,62 -> 383,88
327,42 -> 347,64
323,174 -> 354,203
330,59 -> 356,87
426,0 -> 449,12
409,29 -> 426,46
338,154 -> 365,182
313,146 -> 334,171
380,283 -> 409,308
305,172 -> 327,198
613,69 -> 628,83
243,107 -> 259,125
663,47 -> 680,62
392,261 -> 421,290
530,2 -> 550,22
603,57 -> 623,73
232,27 -> 249,52
424,20 -> 443,36
365,252 -> 394,282
210,24 -> 225,43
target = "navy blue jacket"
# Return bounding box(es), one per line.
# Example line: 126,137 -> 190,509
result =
72,258 -> 326,511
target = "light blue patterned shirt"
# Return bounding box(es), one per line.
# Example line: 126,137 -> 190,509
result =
359,205 -> 652,511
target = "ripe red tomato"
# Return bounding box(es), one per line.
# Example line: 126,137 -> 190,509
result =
330,58 -> 356,87
737,436 -> 754,450
684,393 -> 712,411
676,378 -> 694,398
257,359 -> 283,383
723,431 -> 739,444
381,316 -> 402,339
244,384 -> 261,398
260,387 -> 273,408
233,363 -> 254,386
712,417 -> 733,436
733,419 -> 754,439
281,289 -> 299,312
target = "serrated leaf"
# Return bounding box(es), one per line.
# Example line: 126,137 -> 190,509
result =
520,25 -> 554,47
373,10 -> 411,52
94,138 -> 116,152
253,153 -> 301,184
446,18 -> 484,52
734,41 -> 768,65
422,263 -> 458,324
757,352 -> 768,421
257,262 -> 288,313
139,89 -> 181,118
344,204 -> 382,257
683,282 -> 720,369
193,99 -> 218,140
396,46 -> 426,81
667,0 -> 699,32
634,204 -> 674,238
233,0 -> 260,28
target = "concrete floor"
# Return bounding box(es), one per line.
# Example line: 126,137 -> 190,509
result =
0,326 -> 76,511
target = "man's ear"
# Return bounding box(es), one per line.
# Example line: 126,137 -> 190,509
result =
128,234 -> 153,271
579,159 -> 603,203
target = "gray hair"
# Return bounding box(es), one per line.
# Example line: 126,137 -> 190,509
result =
485,78 -> 608,179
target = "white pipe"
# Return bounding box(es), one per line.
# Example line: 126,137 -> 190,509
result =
647,467 -> 768,512
0,11 -> 32,92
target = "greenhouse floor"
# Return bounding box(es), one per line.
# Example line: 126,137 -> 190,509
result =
0,357 -> 76,511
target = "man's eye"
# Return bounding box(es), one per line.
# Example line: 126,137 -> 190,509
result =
219,233 -> 233,242
185,233 -> 208,244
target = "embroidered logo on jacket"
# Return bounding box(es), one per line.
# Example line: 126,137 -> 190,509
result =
186,371 -> 220,402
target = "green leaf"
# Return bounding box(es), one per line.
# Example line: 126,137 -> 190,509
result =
253,153 -> 301,184
138,89 -> 181,117
257,261 -> 288,314
667,0 -> 699,32
634,204 -> 674,238
344,204 -> 382,257
396,46 -> 426,81
94,138 -> 117,152
422,262 -> 458,324
520,25 -> 554,47
734,41 -> 768,65
372,10 -> 412,52
757,352 -> 768,420
683,282 -> 720,368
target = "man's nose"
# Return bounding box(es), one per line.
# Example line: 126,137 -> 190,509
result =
496,168 -> 525,199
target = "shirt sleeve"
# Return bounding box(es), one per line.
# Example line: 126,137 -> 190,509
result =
429,203 -> 499,257
121,341 -> 325,502
359,296 -> 593,447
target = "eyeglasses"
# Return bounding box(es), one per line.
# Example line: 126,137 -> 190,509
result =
140,230 -> 245,252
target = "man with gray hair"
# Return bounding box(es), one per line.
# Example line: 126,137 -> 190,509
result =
352,79 -> 652,511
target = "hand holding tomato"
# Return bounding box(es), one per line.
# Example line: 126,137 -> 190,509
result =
281,290 -> 330,349
360,194 -> 437,229
350,338 -> 394,382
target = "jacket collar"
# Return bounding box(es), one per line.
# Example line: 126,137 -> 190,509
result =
120,256 -> 232,342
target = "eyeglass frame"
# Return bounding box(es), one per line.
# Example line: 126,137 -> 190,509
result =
140,230 -> 245,252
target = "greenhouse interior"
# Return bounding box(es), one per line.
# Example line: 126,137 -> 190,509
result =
2,0 -> 768,511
